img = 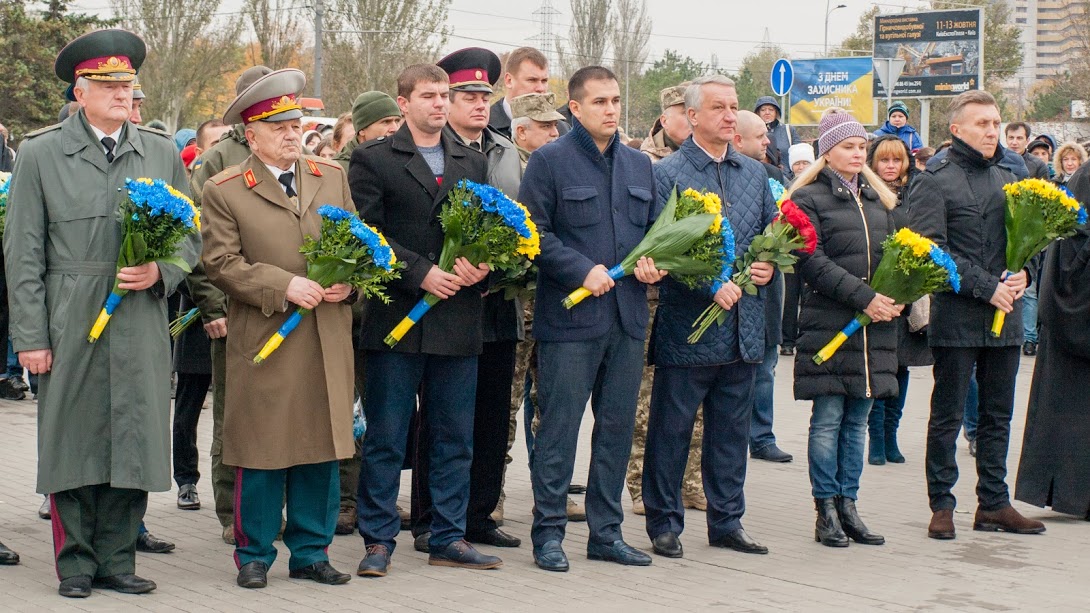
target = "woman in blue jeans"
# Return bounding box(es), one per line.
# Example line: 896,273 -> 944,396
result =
786,109 -> 902,548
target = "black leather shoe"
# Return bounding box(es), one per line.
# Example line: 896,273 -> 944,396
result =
58,575 -> 92,598
587,539 -> 652,565
93,573 -> 157,594
533,540 -> 569,572
711,528 -> 768,554
651,532 -> 683,558
1022,341 -> 1037,356
136,531 -> 176,554
6,377 -> 29,393
429,539 -> 502,569
177,484 -> 200,510
414,532 -> 430,553
357,544 -> 390,577
836,496 -> 884,545
466,527 -> 522,548
237,561 -> 269,588
0,378 -> 25,400
779,345 -> 795,356
38,497 -> 51,520
815,497 -> 849,547
0,540 -> 18,565
289,561 -> 351,585
751,444 -> 793,463
568,484 -> 587,494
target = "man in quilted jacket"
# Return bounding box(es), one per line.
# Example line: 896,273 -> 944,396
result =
642,75 -> 779,559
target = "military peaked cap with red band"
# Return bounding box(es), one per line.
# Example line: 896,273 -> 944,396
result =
222,69 -> 307,125
436,47 -> 501,94
55,29 -> 146,86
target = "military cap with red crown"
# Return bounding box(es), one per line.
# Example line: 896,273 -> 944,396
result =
55,29 -> 146,102
222,68 -> 307,125
436,47 -> 502,93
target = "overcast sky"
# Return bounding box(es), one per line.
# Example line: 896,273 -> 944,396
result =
440,0 -> 929,73
76,0 -> 934,73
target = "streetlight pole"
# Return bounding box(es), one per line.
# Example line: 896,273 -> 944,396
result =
824,1 -> 847,56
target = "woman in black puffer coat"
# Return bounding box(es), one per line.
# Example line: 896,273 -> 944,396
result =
786,109 -> 901,549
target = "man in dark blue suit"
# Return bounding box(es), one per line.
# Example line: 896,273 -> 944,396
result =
519,66 -> 666,572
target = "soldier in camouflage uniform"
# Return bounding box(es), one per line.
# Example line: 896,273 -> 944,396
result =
498,93 -> 585,524
627,85 -> 707,515
639,83 -> 692,163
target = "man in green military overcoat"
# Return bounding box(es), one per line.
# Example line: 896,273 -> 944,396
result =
3,29 -> 200,599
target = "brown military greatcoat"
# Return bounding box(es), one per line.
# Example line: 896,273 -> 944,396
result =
200,154 -> 355,469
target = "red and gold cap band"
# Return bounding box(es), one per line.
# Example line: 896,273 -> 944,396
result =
447,68 -> 491,90
242,94 -> 303,124
73,55 -> 136,81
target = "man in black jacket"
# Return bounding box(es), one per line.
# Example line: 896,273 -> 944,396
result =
350,64 -> 500,576
488,47 -> 569,139
408,47 -> 524,550
1003,122 -> 1049,180
908,90 -> 1045,540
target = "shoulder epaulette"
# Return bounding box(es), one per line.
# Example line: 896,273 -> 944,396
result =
136,125 -> 171,139
24,124 -> 63,139
310,156 -> 342,173
211,165 -> 244,186
361,137 -> 388,149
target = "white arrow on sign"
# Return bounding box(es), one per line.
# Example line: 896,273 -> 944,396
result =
779,63 -> 787,96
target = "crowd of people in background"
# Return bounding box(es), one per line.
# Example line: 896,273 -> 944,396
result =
2,27 -> 1090,603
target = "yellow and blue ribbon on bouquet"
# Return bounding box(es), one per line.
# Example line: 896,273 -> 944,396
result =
562,264 -> 625,309
254,308 -> 308,364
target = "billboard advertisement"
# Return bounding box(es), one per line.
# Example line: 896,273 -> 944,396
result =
872,9 -> 983,98
788,57 -> 875,126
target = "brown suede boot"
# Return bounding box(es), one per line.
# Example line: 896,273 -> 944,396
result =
973,506 -> 1045,534
928,509 -> 956,540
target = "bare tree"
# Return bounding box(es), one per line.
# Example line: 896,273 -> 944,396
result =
610,0 -> 649,132
556,0 -> 613,77
111,0 -> 244,132
243,0 -> 303,69
320,0 -> 451,112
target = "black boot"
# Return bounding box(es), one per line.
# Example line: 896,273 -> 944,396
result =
884,399 -> 905,463
867,404 -> 885,465
814,498 -> 848,547
835,496 -> 885,545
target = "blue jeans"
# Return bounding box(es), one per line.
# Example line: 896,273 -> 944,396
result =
1022,279 -> 1038,343
749,344 -> 778,451
644,361 -> 756,541
357,351 -> 477,553
808,395 -> 873,500
962,366 -> 979,441
531,323 -> 644,548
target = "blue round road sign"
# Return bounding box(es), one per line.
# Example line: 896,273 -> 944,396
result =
771,59 -> 793,97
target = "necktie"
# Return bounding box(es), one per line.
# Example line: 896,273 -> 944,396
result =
278,171 -> 296,198
469,141 -> 481,152
101,137 -> 116,163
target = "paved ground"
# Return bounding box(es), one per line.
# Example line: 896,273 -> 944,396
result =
1,355 -> 1088,612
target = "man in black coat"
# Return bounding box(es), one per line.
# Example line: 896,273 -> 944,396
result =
732,110 -> 791,464
408,47 -> 524,550
350,64 -> 500,577
908,90 -> 1044,540
488,47 -> 569,139
1003,122 -> 1049,180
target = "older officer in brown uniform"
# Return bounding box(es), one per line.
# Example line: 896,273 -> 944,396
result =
201,68 -> 356,589
188,65 -> 273,545
4,29 -> 200,598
